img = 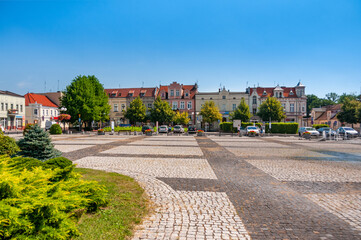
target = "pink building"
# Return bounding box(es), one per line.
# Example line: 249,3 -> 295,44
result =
158,82 -> 198,125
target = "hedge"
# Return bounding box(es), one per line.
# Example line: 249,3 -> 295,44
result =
265,122 -> 299,134
220,122 -> 263,132
0,135 -> 20,156
312,124 -> 329,129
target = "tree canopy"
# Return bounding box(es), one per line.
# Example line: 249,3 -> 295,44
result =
257,97 -> 286,122
232,97 -> 251,122
149,97 -> 175,124
200,101 -> 222,123
61,75 -> 110,127
124,97 -> 146,124
337,97 -> 361,125
173,111 -> 189,125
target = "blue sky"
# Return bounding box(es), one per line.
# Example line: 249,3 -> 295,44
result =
1,0 -> 360,98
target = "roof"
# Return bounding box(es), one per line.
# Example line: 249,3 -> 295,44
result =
296,81 -> 305,87
25,93 -> 59,108
104,87 -> 157,98
0,90 -> 24,98
249,87 -> 299,98
158,84 -> 198,99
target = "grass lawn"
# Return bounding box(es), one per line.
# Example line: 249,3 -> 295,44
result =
74,168 -> 149,240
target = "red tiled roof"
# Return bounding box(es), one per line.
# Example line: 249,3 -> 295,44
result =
25,93 -> 58,108
157,84 -> 197,99
249,87 -> 299,98
104,88 -> 157,98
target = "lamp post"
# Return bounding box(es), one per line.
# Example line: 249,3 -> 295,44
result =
60,107 -> 67,132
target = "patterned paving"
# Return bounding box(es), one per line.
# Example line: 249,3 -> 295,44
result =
49,133 -> 361,239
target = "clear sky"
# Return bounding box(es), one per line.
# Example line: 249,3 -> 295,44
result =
1,0 -> 360,98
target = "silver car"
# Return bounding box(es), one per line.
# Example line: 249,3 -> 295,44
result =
298,127 -> 320,137
337,127 -> 359,138
173,125 -> 185,133
158,125 -> 168,133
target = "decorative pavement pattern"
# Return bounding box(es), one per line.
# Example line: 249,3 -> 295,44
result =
50,133 -> 361,239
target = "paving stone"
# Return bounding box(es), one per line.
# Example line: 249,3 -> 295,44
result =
101,145 -> 203,156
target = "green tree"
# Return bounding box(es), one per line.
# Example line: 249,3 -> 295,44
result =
232,97 -> 251,122
338,93 -> 358,104
124,97 -> 146,124
61,75 -> 110,129
325,92 -> 339,103
306,94 -> 335,117
200,101 -> 222,124
337,98 -> 361,126
173,111 -> 190,125
257,97 -> 286,122
17,124 -> 61,161
149,97 -> 175,124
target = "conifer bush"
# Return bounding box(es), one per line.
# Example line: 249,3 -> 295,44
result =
0,135 -> 20,156
0,155 -> 108,240
17,124 -> 61,161
49,123 -> 62,134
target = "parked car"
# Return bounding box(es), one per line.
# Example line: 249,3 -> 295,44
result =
337,127 -> 359,138
317,127 -> 336,137
238,126 -> 247,136
246,126 -> 260,136
45,120 -> 57,131
141,125 -> 154,133
158,125 -> 168,133
173,125 -> 185,133
298,127 -> 320,137
188,126 -> 197,134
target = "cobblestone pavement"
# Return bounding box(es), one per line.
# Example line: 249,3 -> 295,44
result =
51,133 -> 361,239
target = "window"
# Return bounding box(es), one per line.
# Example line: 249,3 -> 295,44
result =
46,110 -> 48,115
176,90 -> 180,97
221,104 -> 226,111
232,104 -> 236,111
172,101 -> 178,110
253,108 -> 257,114
121,104 -> 125,110
233,97 -> 236,99
16,104 -> 19,110
170,90 -> 174,97
201,98 -> 204,100
161,92 -> 165,98
210,97 -> 213,100
111,93 -> 116,97
43,110 -> 45,115
282,103 -> 286,111
187,101 -> 192,109
11,104 -> 13,109
51,110 -> 53,116
118,93 -> 122,96
114,104 -> 118,112
180,101 -> 185,109
302,105 -> 305,112
222,96 -> 226,99
140,93 -> 145,97
147,103 -> 152,108
34,109 -> 38,115
1,103 -> 3,111
290,103 -> 294,112
185,92 -> 189,97
275,92 -> 278,98
20,105 -> 23,112
129,93 -> 133,97
55,110 -> 57,116
252,96 -> 257,104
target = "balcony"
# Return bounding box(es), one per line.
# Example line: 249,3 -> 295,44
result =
7,109 -> 18,116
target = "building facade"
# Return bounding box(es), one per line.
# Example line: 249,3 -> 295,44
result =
158,82 -> 198,125
247,81 -> 307,126
105,87 -> 158,125
0,90 -> 26,130
25,93 -> 60,129
195,87 -> 249,128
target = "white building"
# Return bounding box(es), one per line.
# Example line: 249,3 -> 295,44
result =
247,81 -> 307,126
25,93 -> 59,129
0,90 -> 26,130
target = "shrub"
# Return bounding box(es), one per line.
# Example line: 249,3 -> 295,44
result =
17,124 -> 61,161
0,136 -> 20,156
0,155 -> 108,239
265,122 -> 299,134
312,124 -> 329,129
44,157 -> 73,169
49,124 -> 62,134
220,122 -> 235,132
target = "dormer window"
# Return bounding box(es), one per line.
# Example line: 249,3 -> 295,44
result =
263,90 -> 267,96
185,92 -> 189,97
118,93 -> 122,97
129,93 -> 133,97
140,93 -> 145,97
276,92 -> 279,98
161,92 -> 165,98
289,90 -> 294,95
222,96 -> 226,99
